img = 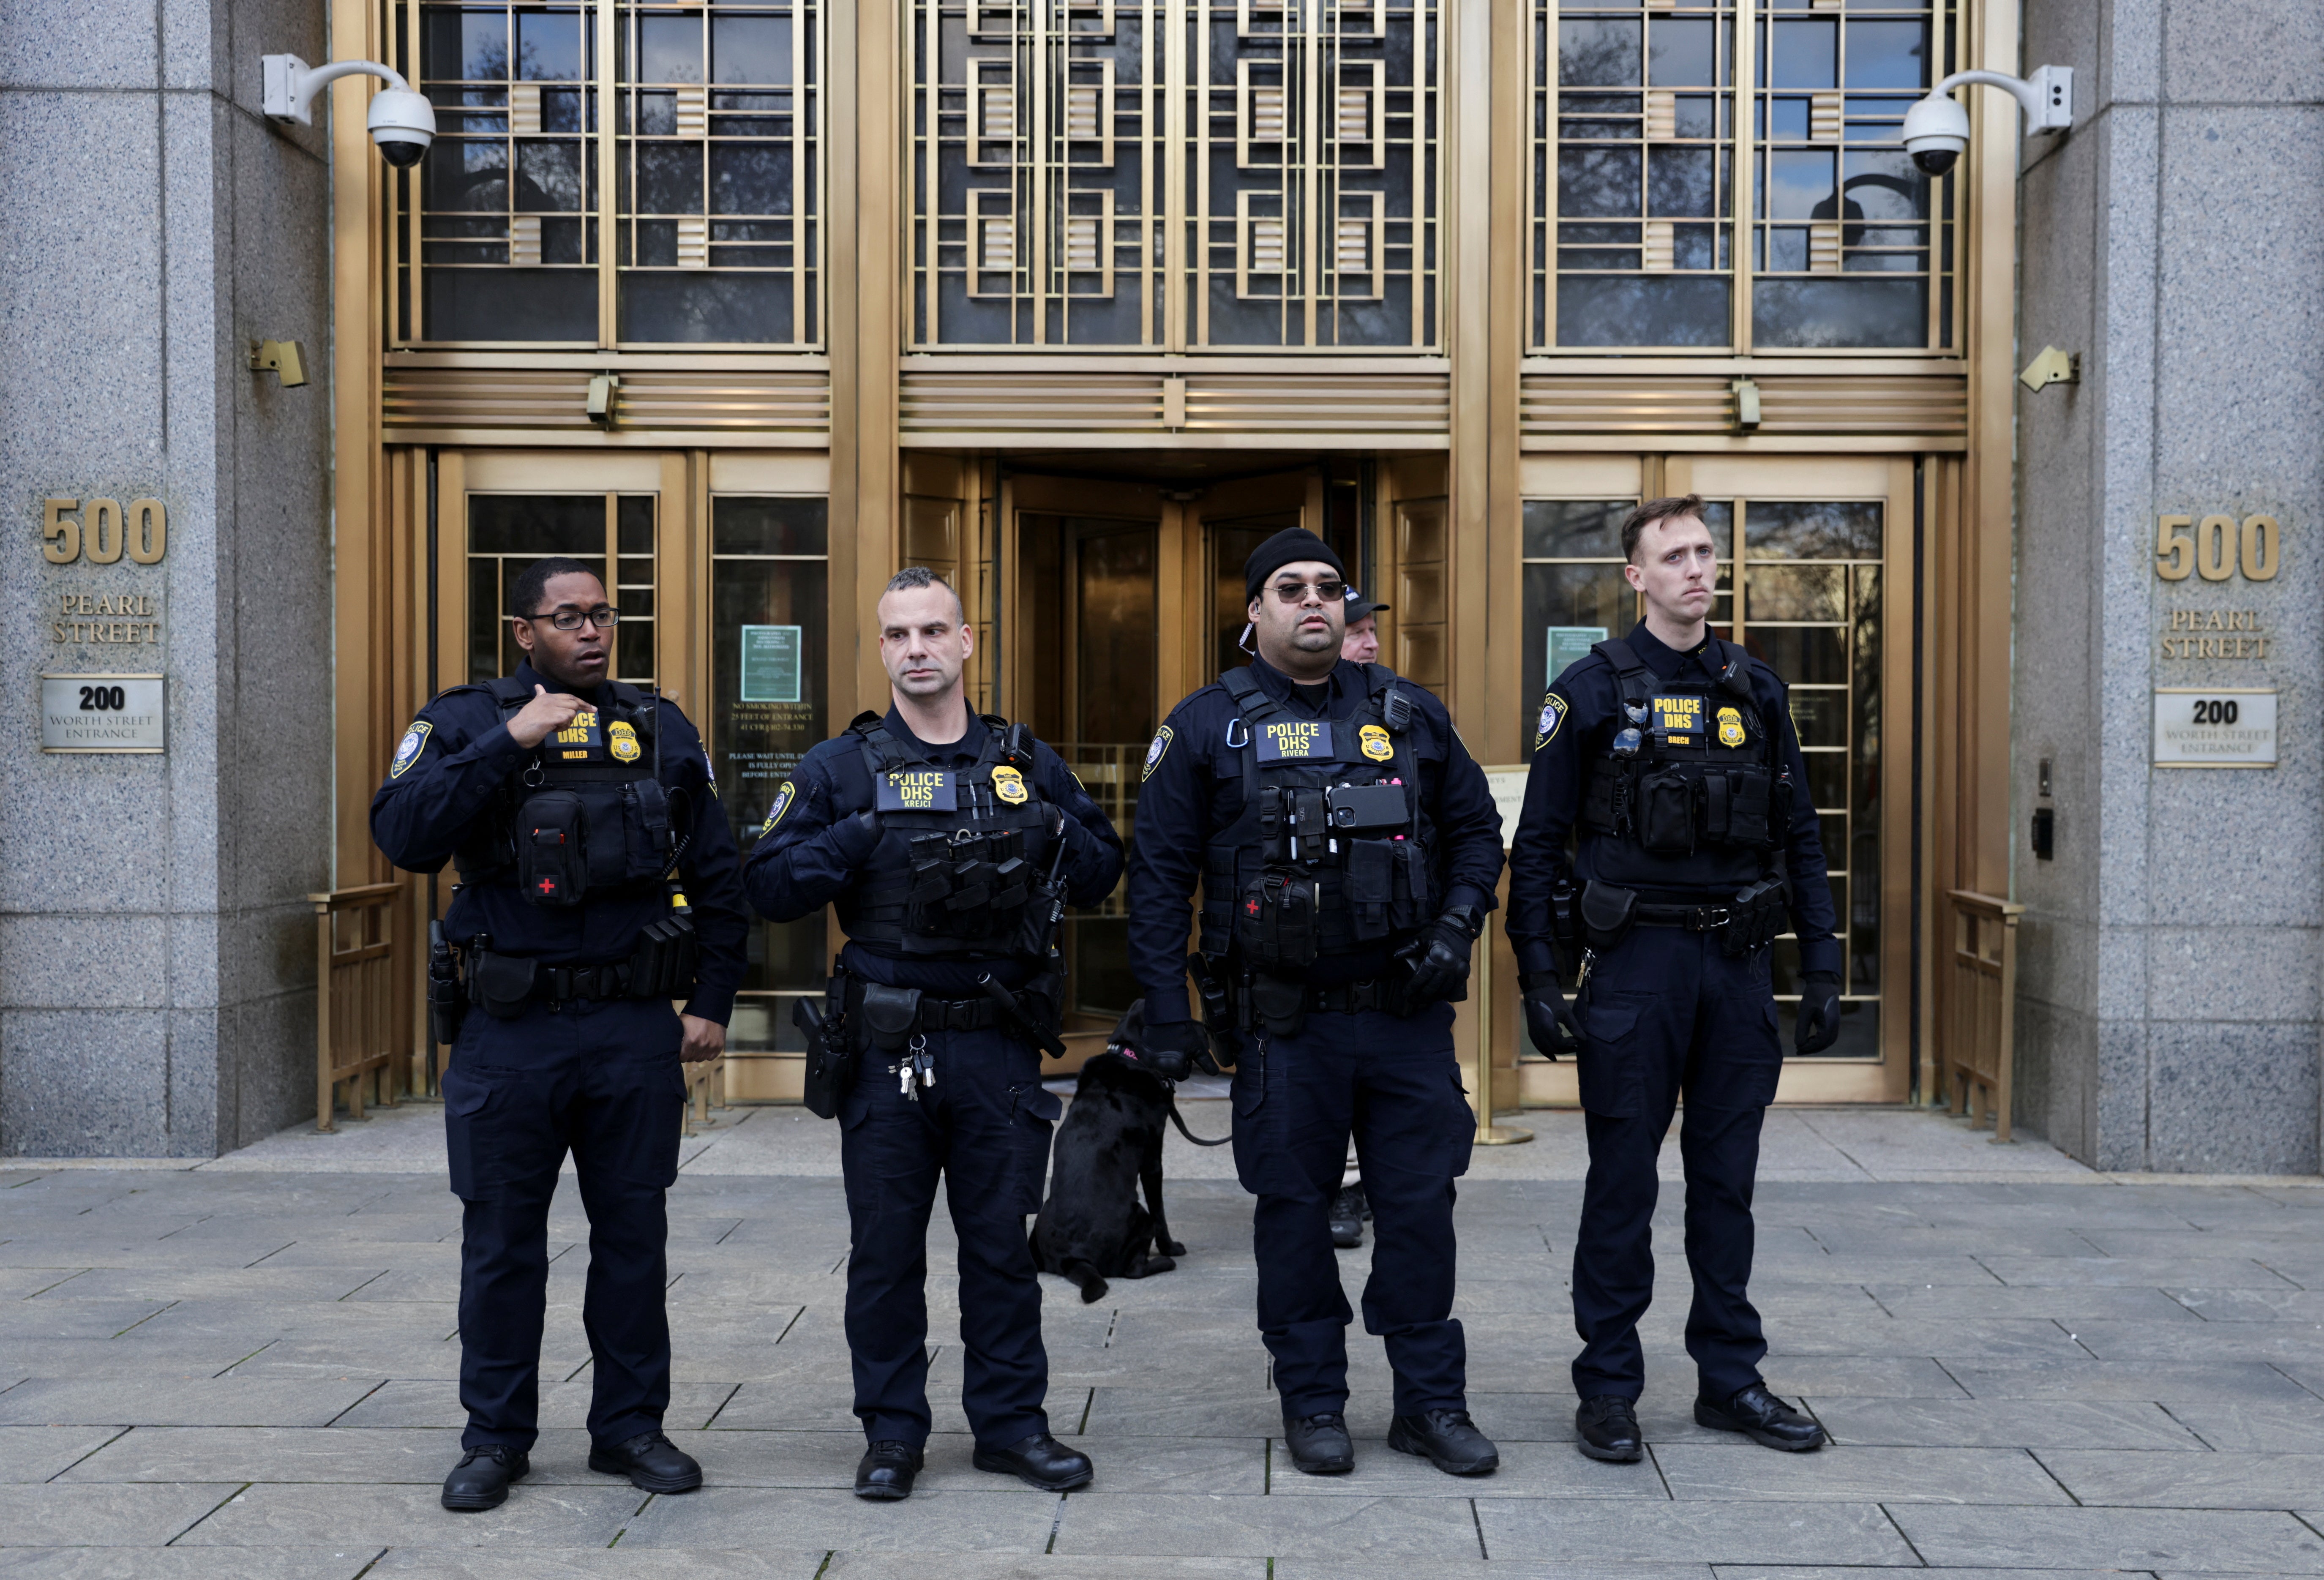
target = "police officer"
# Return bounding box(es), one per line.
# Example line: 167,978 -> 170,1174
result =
1505,496 -> 1841,1464
371,555 -> 748,1512
1125,528 -> 1506,1478
744,568 -> 1124,1502
1339,590 -> 1388,668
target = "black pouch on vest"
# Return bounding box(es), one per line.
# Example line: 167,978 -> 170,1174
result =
1579,880 -> 1640,952
628,914 -> 698,997
1392,840 -> 1434,930
518,789 -> 588,906
1345,840 -> 1393,941
856,983 -> 923,1053
1236,873 -> 1317,971
469,950 -> 539,1019
622,781 -> 674,882
1246,972 -> 1309,1039
1636,769 -> 1697,854
1722,876 -> 1788,955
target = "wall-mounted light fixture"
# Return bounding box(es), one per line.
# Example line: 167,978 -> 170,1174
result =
248,339 -> 308,388
261,54 -> 436,167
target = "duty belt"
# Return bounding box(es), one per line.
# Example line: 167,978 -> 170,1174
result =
537,962 -> 631,1001
1634,902 -> 1740,933
1304,979 -> 1396,1014
841,975 -> 1005,1033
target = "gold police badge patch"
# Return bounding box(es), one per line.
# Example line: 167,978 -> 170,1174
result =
1141,725 -> 1174,782
1534,691 -> 1568,751
608,720 -> 643,762
760,780 -> 796,835
1359,723 -> 1394,762
991,764 -> 1029,805
1716,706 -> 1747,748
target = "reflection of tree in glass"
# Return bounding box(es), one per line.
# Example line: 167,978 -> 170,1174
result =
1559,19 -> 1639,87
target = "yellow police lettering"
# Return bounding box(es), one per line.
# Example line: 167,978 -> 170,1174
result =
893,771 -> 944,808
1267,721 -> 1325,756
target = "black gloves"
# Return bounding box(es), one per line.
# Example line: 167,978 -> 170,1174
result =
825,809 -> 883,866
1395,908 -> 1482,1012
1520,971 -> 1582,1060
1795,972 -> 1842,1054
1128,1013 -> 1212,1082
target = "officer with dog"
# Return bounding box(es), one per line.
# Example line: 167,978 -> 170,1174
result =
1506,495 -> 1841,1464
1125,527 -> 1506,1478
743,567 -> 1124,1502
371,555 -> 748,1512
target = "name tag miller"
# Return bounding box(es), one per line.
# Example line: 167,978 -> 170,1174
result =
42,674 -> 166,753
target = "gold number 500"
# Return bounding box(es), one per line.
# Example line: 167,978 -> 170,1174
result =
2156,513 -> 2278,583
43,498 -> 166,565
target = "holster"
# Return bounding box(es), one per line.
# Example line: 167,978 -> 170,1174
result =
467,949 -> 538,1021
793,990 -> 848,1120
1722,876 -> 1789,956
1579,880 -> 1640,952
854,982 -> 923,1053
426,924 -> 464,1046
1245,972 -> 1309,1040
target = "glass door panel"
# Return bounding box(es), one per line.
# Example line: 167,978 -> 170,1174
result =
464,491 -> 657,685
708,494 -> 831,1059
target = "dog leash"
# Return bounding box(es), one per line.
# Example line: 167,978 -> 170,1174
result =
1165,1091 -> 1232,1147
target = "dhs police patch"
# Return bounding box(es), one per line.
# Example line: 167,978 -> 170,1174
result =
1533,692 -> 1568,752
760,779 -> 796,836
1141,725 -> 1174,782
389,720 -> 432,779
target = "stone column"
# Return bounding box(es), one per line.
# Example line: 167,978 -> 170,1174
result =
2013,0 -> 2324,1171
0,0 -> 334,1155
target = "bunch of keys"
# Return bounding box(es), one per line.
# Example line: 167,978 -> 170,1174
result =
892,1034 -> 936,1101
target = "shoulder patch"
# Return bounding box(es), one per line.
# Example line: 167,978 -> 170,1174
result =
389,720 -> 432,779
758,780 -> 796,836
703,742 -> 719,794
1533,691 -> 1568,752
1141,725 -> 1174,782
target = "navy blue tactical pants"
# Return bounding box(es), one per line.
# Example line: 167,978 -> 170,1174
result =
1569,925 -> 1783,1403
838,1027 -> 1061,1449
1229,1001 -> 1475,1419
440,997 -> 685,1453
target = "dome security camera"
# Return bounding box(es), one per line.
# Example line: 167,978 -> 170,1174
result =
366,85 -> 436,168
1900,66 -> 2073,181
262,53 -> 434,168
1901,94 -> 1971,177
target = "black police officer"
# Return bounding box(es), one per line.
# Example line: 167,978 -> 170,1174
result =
1506,496 -> 1841,1465
743,568 -> 1124,1501
371,555 -> 748,1512
1124,528 -> 1506,1479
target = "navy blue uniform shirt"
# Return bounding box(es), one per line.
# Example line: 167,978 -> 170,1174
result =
1126,658 -> 1506,1023
741,707 -> 1125,996
369,662 -> 750,1025
1505,620 -> 1840,983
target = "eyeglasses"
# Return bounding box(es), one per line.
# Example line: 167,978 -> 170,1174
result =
1268,579 -> 1346,605
525,606 -> 621,631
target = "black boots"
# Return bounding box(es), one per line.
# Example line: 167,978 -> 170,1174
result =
1695,1383 -> 1828,1451
1283,1412 -> 1356,1474
1574,1396 -> 1644,1462
973,1432 -> 1095,1490
588,1430 -> 704,1492
441,1444 -> 529,1512
855,1441 -> 925,1500
1387,1408 -> 1500,1475
1329,1184 -> 1367,1248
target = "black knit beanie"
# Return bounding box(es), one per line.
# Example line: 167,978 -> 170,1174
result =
1243,527 -> 1347,602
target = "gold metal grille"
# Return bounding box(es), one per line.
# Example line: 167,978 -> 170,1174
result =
909,0 -> 1439,349
1531,0 -> 1959,353
394,0 -> 824,348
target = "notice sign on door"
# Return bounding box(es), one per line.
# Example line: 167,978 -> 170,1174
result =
42,673 -> 165,753
739,625 -> 802,703
2153,688 -> 2276,768
1545,626 -> 1605,682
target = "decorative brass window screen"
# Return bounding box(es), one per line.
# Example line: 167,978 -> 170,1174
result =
910,0 -> 1438,348
1532,0 -> 1957,352
393,0 -> 824,347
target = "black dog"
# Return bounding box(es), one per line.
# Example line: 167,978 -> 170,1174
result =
1029,1050 -> 1188,1304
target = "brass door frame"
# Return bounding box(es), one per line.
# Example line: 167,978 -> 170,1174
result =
1513,451 -> 1918,1106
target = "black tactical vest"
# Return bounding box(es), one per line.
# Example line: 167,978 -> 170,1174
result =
452,677 -> 676,907
833,713 -> 1061,961
1198,666 -> 1437,975
1578,636 -> 1789,890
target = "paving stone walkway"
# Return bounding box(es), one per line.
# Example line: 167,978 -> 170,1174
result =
3,1101 -> 2323,1579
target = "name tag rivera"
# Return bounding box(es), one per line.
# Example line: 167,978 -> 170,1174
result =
1256,720 -> 1334,762
877,769 -> 957,810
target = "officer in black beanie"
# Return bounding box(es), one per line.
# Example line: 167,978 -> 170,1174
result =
1123,527 -> 1507,1478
